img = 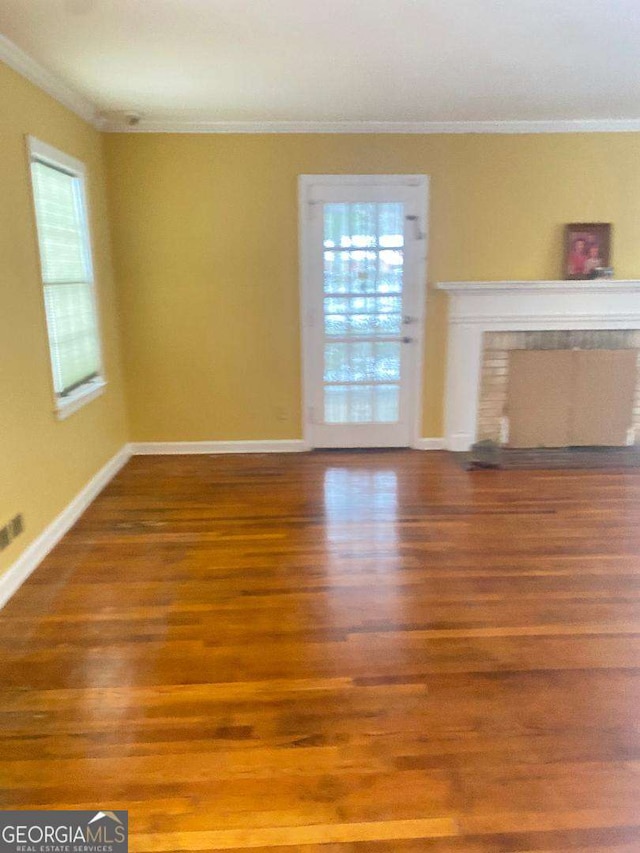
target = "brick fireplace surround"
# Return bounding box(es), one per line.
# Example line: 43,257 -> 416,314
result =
437,281 -> 640,451
477,330 -> 640,444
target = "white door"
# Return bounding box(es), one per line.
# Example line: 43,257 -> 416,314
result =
300,175 -> 428,448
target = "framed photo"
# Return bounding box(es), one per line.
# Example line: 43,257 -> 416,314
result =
564,222 -> 612,279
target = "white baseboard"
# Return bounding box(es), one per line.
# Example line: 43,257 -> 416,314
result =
0,445 -> 131,611
446,433 -> 474,452
131,439 -> 447,454
129,439 -> 310,455
413,437 -> 446,450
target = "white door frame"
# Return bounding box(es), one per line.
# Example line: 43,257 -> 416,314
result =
299,174 -> 429,449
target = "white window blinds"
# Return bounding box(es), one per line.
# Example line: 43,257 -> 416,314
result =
30,154 -> 101,399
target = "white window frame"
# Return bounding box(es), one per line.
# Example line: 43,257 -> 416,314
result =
27,136 -> 106,419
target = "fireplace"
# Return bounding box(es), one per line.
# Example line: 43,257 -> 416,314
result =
478,330 -> 640,446
437,281 -> 640,451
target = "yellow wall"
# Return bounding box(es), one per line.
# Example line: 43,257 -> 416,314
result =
105,132 -> 640,442
4,59 -> 640,579
0,62 -> 128,577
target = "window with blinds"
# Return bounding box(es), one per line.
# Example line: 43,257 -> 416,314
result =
28,138 -> 103,412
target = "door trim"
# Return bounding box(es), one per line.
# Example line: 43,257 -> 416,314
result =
298,174 -> 429,449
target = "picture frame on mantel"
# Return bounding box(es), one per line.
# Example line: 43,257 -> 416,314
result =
564,222 -> 612,280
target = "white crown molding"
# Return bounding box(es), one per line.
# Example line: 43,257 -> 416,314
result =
0,34 -> 100,126
129,439 -> 310,455
100,117 -> 640,135
3,32 -> 640,137
0,445 -> 131,610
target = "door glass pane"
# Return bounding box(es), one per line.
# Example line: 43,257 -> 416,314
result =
350,385 -> 373,422
325,342 -> 386,382
324,342 -> 349,382
348,314 -> 376,336
325,314 -> 348,335
325,385 -> 349,423
322,200 -> 405,425
379,203 -> 404,248
374,342 -> 401,380
323,249 -> 349,293
324,203 -> 350,247
378,314 -> 402,334
324,385 -> 384,424
351,342 -> 374,381
373,385 -> 400,422
378,252 -> 403,292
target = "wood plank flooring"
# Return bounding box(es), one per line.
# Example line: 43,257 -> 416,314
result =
2,450 -> 640,851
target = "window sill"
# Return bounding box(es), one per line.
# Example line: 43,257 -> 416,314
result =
55,379 -> 107,420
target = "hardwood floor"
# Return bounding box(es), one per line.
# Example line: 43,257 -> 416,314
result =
2,450 -> 640,851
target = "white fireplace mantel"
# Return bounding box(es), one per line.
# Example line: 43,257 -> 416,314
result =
437,280 -> 640,451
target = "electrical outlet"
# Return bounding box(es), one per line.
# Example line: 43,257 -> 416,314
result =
0,526 -> 10,551
0,513 -> 24,551
10,514 -> 23,538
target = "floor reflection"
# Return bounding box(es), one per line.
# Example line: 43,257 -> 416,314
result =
320,464 -> 405,635
323,467 -> 399,545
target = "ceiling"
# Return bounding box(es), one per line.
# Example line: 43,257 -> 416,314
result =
1,0 -> 640,132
